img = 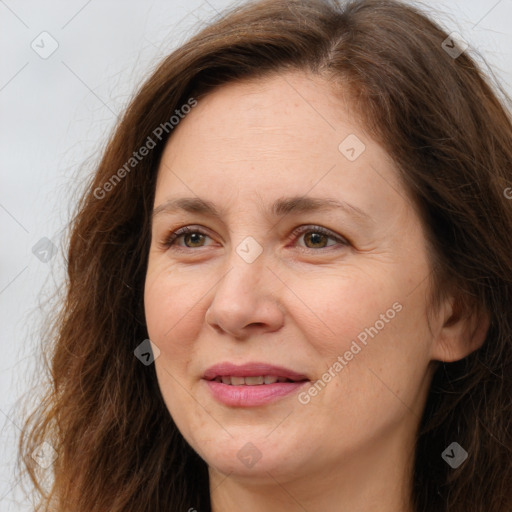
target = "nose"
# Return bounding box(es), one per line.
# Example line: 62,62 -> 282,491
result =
205,259 -> 285,339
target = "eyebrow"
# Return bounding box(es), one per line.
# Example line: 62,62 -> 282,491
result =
152,196 -> 373,224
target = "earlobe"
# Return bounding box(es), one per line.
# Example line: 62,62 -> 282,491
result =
430,296 -> 490,363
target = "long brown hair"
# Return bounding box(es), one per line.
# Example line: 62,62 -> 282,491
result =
18,0 -> 512,510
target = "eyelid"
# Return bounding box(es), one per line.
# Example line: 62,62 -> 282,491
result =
288,224 -> 349,248
161,225 -> 216,248
160,224 -> 349,251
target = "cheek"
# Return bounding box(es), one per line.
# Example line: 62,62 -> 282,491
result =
286,269 -> 399,356
144,265 -> 206,364
288,269 -> 431,402
144,270 -> 205,429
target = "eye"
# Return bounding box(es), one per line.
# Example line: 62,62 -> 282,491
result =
160,224 -> 348,251
290,225 -> 348,250
161,226 -> 214,249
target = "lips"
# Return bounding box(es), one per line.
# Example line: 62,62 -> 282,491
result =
212,375 -> 295,385
202,362 -> 310,407
202,362 -> 309,383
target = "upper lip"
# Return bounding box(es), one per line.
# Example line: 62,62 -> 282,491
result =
203,362 -> 309,382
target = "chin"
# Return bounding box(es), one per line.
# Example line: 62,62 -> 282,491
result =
192,431 -> 304,480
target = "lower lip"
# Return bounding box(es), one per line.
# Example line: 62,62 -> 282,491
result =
204,379 -> 309,407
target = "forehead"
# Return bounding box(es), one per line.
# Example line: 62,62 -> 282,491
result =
154,70 -> 404,220
166,71 -> 359,149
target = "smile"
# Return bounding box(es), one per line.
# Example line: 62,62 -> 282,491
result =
210,375 -> 300,385
202,362 -> 310,406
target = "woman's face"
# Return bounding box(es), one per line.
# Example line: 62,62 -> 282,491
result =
144,71 -> 444,484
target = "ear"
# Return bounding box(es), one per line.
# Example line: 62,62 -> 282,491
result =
430,294 -> 490,363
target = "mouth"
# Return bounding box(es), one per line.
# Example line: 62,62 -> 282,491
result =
202,362 -> 310,406
207,375 -> 304,385
203,362 -> 309,383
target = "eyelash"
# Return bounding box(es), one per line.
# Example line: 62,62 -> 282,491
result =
161,225 -> 349,252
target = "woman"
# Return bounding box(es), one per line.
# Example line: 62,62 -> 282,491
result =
19,0 -> 512,511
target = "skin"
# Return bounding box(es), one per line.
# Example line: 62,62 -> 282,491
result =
144,70 -> 488,512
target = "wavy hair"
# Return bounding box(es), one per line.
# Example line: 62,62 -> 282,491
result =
18,0 -> 512,510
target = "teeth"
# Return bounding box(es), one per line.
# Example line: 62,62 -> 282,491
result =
214,375 -> 290,386
245,376 -> 264,385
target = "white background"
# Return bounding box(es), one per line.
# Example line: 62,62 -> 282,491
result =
1,0 -> 511,509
